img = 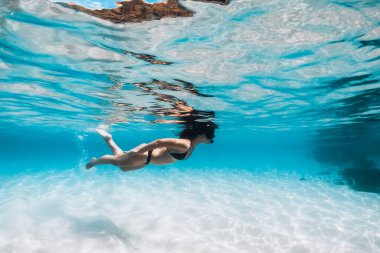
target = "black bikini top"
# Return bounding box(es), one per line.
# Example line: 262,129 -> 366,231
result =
170,150 -> 189,160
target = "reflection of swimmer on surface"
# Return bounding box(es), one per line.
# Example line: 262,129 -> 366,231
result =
86,124 -> 216,172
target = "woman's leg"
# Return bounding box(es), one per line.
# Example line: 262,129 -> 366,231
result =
96,129 -> 123,155
86,155 -> 116,169
130,143 -> 147,152
86,151 -> 148,170
115,151 -> 148,168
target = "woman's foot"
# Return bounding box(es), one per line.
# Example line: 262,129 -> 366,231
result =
96,129 -> 112,141
86,158 -> 97,169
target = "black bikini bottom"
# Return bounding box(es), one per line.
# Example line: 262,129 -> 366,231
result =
146,150 -> 153,164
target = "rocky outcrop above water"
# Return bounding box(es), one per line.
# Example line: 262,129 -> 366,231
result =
58,0 -> 230,23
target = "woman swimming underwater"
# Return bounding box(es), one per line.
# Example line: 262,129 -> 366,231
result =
86,124 -> 216,172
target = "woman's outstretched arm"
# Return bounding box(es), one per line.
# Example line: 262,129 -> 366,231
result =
132,138 -> 190,154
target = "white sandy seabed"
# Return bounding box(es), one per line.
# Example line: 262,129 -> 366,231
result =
0,166 -> 379,253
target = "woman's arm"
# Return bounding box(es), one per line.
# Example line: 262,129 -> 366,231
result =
133,138 -> 190,154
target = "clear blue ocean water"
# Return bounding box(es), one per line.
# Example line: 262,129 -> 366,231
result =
0,0 -> 380,252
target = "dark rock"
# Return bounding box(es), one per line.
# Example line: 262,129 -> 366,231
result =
58,0 -> 231,23
58,0 -> 194,23
340,168 -> 380,194
334,180 -> 345,185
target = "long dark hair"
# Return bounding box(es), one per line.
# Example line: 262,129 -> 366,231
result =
179,121 -> 218,140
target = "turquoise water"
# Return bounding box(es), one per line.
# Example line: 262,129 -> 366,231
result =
1,0 -> 380,252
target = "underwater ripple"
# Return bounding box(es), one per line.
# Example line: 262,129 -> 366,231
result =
0,0 -> 378,133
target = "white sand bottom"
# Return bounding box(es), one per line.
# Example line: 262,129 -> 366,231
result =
0,167 -> 379,253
